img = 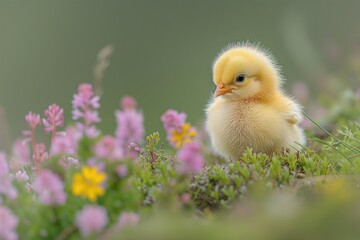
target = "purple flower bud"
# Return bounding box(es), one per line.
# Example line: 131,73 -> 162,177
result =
72,84 -> 101,138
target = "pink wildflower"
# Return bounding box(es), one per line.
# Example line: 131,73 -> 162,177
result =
12,139 -> 30,165
82,110 -> 100,124
72,83 -> 101,138
51,127 -> 81,156
76,205 -> 108,237
33,170 -> 67,205
115,110 -> 144,143
42,104 -> 64,133
176,142 -> 204,174
0,153 -> 9,176
51,136 -> 73,156
0,180 -> 17,199
161,109 -> 187,132
33,143 -> 48,164
24,112 -> 41,130
94,135 -> 123,160
77,124 -> 100,138
0,206 -> 18,240
116,165 -> 128,177
117,212 -> 140,229
121,96 -> 137,110
0,153 -> 17,199
72,84 -> 100,109
115,98 -> 144,157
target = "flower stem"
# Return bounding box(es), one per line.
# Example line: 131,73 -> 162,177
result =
51,125 -> 56,154
303,111 -> 360,154
31,129 -> 37,165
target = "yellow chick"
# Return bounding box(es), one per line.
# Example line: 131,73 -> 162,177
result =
205,42 -> 306,160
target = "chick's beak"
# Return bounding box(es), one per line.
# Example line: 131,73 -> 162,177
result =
214,81 -> 232,97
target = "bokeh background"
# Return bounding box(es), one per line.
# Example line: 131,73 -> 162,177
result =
1,0 -> 360,151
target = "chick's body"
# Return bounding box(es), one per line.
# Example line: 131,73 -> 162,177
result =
206,43 -> 305,160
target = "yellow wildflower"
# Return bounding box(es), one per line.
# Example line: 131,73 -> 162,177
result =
72,166 -> 107,202
170,123 -> 197,149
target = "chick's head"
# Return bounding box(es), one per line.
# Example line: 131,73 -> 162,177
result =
212,43 -> 283,101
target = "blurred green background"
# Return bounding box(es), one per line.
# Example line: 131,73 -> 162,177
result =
1,0 -> 360,148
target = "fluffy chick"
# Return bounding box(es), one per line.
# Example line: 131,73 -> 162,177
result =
205,42 -> 305,160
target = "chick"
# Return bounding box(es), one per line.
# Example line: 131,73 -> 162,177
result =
205,42 -> 306,160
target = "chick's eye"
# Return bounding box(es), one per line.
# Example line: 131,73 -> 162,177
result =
235,74 -> 246,82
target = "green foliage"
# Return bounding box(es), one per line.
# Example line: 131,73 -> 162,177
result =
190,148 -> 336,210
77,137 -> 98,162
313,122 -> 360,173
129,132 -> 179,207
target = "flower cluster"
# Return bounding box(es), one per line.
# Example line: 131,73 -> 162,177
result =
0,81 -> 211,239
161,109 -> 204,174
51,126 -> 80,156
161,109 -> 197,149
72,83 -> 101,138
94,135 -> 123,160
161,109 -> 187,132
0,206 -> 18,240
24,112 -> 41,131
115,96 -> 145,157
0,153 -> 17,200
177,142 -> 204,174
1,76 -> 358,239
0,83 -> 144,238
21,104 -> 65,166
76,205 -> 108,237
12,139 -> 30,165
42,104 -> 64,138
33,170 -> 67,205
